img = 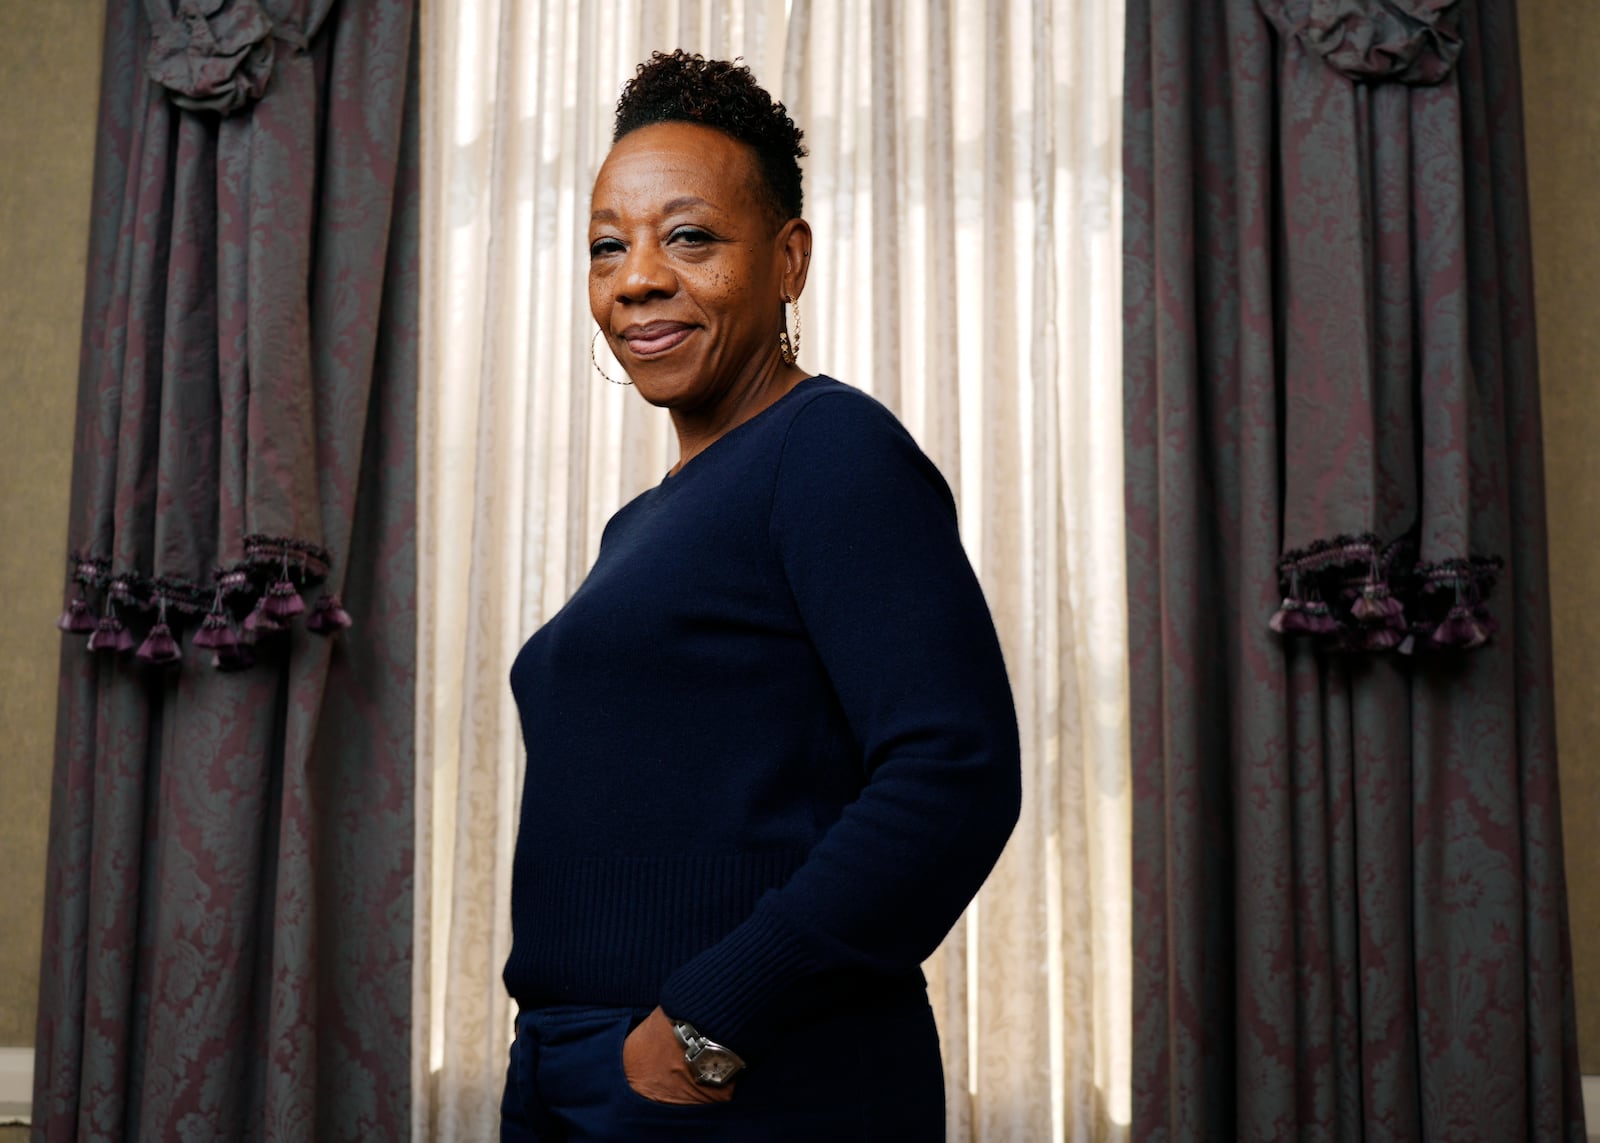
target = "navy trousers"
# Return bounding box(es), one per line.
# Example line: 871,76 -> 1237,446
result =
500,992 -> 946,1141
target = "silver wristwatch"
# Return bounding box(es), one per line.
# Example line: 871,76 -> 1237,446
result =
670,1019 -> 746,1086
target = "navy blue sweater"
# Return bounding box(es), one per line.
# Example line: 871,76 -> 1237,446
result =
504,376 -> 1020,1059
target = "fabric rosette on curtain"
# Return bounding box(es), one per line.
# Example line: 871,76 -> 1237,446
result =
32,0 -> 420,1137
1125,0 -> 1586,1138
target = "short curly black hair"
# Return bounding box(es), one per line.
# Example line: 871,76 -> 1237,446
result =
613,51 -> 807,225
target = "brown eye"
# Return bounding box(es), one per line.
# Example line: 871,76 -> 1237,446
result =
668,227 -> 713,246
589,237 -> 624,259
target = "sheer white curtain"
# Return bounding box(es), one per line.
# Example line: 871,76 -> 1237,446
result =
416,2 -> 1127,1139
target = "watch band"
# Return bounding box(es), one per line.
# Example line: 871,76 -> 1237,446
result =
670,1019 -> 746,1087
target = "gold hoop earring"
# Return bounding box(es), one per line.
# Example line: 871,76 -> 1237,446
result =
779,294 -> 801,365
591,329 -> 632,386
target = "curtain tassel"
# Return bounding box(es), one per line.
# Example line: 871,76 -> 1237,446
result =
1269,596 -> 1305,633
135,596 -> 183,665
244,596 -> 287,635
57,558 -> 101,633
192,589 -> 240,651
1270,571 -> 1338,636
1270,597 -> 1338,636
1348,590 -> 1383,622
1430,606 -> 1492,650
87,584 -> 136,654
1301,598 -> 1339,635
262,553 -> 307,621
1270,570 -> 1309,633
306,592 -> 352,634
135,626 -> 181,664
1349,582 -> 1404,627
57,597 -> 97,634
87,613 -> 135,654
192,613 -> 240,650
1350,555 -> 1406,630
1428,578 -> 1494,650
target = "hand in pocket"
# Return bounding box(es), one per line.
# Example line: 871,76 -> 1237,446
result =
622,1007 -> 737,1106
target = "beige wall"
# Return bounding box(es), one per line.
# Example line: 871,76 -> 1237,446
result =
1523,1 -> 1600,1072
0,1 -> 103,1047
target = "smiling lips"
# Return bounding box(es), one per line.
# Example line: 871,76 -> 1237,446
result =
619,321 -> 694,356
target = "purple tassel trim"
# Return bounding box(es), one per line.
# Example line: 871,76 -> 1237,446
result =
136,597 -> 183,665
56,537 -> 343,673
1349,584 -> 1405,627
1348,593 -> 1382,622
192,611 -> 239,651
58,557 -> 110,636
1270,533 -> 1500,656
306,593 -> 353,634
87,615 -> 136,654
57,598 -> 97,634
1269,598 -> 1303,634
1429,606 -> 1492,651
244,598 -> 288,635
1301,601 -> 1339,635
1270,597 -> 1337,636
263,577 -> 306,621
136,622 -> 182,665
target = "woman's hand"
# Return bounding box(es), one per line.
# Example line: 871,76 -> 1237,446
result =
622,1007 -> 737,1105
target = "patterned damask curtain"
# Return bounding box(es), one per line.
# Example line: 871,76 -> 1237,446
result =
31,0 -> 419,1136
1124,0 -> 1586,1138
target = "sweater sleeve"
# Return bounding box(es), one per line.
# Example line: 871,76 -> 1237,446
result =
656,390 -> 1022,1058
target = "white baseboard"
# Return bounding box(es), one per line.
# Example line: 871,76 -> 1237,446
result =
0,1046 -> 31,1124
1585,1074 -> 1600,1143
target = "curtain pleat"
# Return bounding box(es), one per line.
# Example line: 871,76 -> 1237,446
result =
417,5 -> 1128,1138
34,1 -> 420,1137
1123,0 -> 1586,1138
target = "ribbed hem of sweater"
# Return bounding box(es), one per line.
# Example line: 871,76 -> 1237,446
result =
658,902 -> 824,1060
503,851 -> 808,1010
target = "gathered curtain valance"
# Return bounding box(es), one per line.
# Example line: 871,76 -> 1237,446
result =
56,0 -> 356,671
1252,0 -> 1500,655
1262,0 -> 1462,85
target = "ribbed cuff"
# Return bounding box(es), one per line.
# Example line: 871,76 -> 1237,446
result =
657,900 -> 821,1061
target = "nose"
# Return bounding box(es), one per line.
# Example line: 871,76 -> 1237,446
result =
615,238 -> 676,303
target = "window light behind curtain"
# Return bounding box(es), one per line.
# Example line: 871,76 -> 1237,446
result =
416,2 -> 1128,1139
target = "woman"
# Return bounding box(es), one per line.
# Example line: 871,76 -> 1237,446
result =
500,51 -> 1020,1141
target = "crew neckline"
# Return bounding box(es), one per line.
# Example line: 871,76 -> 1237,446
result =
659,375 -> 828,484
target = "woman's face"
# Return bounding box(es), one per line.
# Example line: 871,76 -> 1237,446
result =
588,121 -> 809,413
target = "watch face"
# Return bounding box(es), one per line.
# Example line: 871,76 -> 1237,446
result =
692,1047 -> 742,1085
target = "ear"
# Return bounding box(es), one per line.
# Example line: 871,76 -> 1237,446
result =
776,218 -> 813,301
